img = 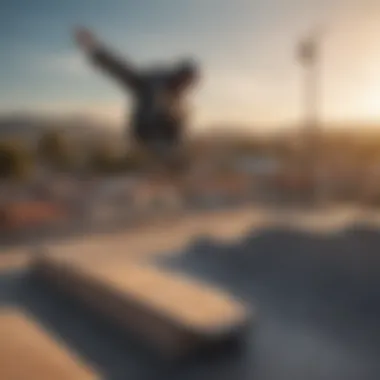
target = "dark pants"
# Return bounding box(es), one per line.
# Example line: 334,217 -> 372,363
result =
132,120 -> 187,174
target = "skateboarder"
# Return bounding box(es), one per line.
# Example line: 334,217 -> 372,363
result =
74,27 -> 200,174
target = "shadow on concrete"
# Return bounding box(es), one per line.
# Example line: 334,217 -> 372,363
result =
157,223 -> 380,379
1,223 -> 380,380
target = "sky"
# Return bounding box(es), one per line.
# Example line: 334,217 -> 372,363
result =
1,0 -> 380,131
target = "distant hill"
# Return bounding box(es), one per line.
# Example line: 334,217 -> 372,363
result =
0,113 -> 121,147
0,115 -> 45,141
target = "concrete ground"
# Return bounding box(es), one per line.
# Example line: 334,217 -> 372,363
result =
1,206 -> 380,380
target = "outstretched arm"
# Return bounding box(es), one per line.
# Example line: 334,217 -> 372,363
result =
74,27 -> 140,91
170,60 -> 200,94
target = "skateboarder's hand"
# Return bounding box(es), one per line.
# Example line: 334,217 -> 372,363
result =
74,27 -> 99,52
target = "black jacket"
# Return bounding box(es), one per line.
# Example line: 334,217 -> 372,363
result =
90,47 -> 197,146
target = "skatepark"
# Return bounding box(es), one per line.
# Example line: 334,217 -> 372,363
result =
1,2 -> 380,379
1,206 -> 380,380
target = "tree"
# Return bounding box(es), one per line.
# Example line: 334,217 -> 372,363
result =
89,144 -> 117,174
0,140 -> 34,181
88,143 -> 147,175
37,130 -> 73,171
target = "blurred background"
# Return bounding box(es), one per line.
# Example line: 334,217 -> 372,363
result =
1,0 -> 380,246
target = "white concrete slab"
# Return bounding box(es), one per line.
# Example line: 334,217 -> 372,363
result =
32,254 -> 252,356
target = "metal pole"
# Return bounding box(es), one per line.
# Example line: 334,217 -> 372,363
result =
300,32 -> 321,206
306,43 -> 319,205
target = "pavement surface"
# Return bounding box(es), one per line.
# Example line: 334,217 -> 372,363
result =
0,310 -> 98,380
1,207 -> 380,380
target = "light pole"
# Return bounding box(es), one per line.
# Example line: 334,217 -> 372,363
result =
297,28 -> 323,205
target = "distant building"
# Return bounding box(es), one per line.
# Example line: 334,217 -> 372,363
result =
233,156 -> 280,176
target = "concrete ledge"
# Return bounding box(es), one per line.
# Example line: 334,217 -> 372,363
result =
32,254 -> 252,357
0,310 -> 98,380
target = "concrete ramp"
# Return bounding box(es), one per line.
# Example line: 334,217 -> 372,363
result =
32,253 -> 252,357
0,310 -> 98,380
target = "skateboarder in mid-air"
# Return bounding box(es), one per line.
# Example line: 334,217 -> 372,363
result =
74,27 -> 200,174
